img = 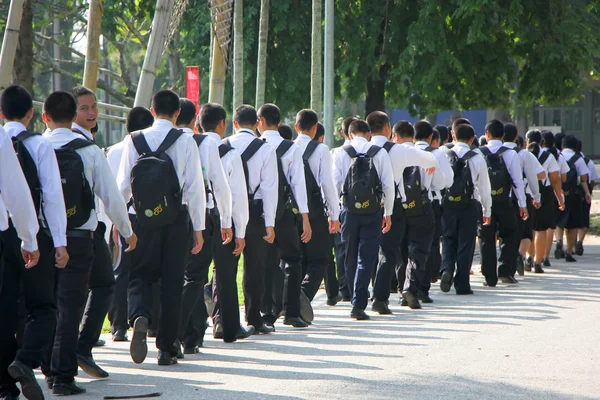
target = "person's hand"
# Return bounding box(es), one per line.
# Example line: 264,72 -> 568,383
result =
263,226 -> 275,244
329,219 -> 341,234
558,199 -> 566,211
520,207 -> 529,221
586,193 -> 592,204
55,246 -> 69,268
21,249 -> 40,269
534,202 -> 541,209
221,228 -> 233,245
233,238 -> 245,256
191,231 -> 204,254
112,226 -> 119,245
483,217 -> 492,226
124,233 -> 138,252
382,216 -> 392,234
301,215 -> 312,243
425,167 -> 436,176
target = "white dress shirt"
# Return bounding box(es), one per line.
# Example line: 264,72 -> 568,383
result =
414,141 -> 454,201
504,142 -> 544,203
0,125 -> 39,251
537,148 -> 560,187
295,133 -> 340,221
332,136 -> 395,216
556,151 -> 571,175
562,148 -> 591,178
447,142 -> 492,218
182,128 -> 232,229
481,140 -> 527,208
226,129 -> 278,228
583,153 -> 599,182
71,122 -> 94,141
5,122 -> 67,248
45,127 -> 133,238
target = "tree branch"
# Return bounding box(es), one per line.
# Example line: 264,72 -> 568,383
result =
35,32 -> 85,58
119,15 -> 149,47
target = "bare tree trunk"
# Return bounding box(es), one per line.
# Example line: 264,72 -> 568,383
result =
14,0 -> 34,94
208,35 -> 226,104
83,0 -> 103,91
0,0 -> 25,89
52,18 -> 62,90
310,0 -> 322,118
323,0 -> 334,147
255,0 -> 269,108
232,0 -> 244,109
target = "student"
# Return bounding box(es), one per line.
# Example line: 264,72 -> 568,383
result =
576,140 -> 597,255
445,118 -> 471,149
226,105 -> 278,334
332,119 -> 394,320
117,90 -> 204,367
439,124 -> 491,294
557,135 -> 591,261
434,125 -> 449,147
42,91 -> 136,394
430,128 -> 441,149
258,104 -> 312,328
278,123 -> 294,141
107,107 -> 155,342
0,87 -> 58,400
294,111 -> 340,312
369,116 -> 436,313
478,120 -> 527,287
196,103 -> 252,343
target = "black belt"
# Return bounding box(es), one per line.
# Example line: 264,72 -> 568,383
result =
66,229 -> 94,239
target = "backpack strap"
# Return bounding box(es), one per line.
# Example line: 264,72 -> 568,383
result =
461,150 -> 477,162
514,147 -> 522,153
14,130 -> 41,142
218,143 -> 233,158
241,138 -> 265,163
193,134 -> 207,147
131,131 -> 152,155
382,142 -> 394,153
276,140 -> 294,158
343,144 -> 358,158
496,146 -> 511,156
61,138 -> 96,151
445,143 -> 455,149
538,151 -> 550,165
569,153 -> 581,165
366,145 -> 382,158
303,140 -> 320,162
424,146 -> 435,152
479,147 -> 491,157
156,128 -> 183,153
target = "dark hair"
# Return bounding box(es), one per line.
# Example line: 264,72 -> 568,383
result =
296,109 -> 319,131
454,124 -> 475,142
349,120 -> 370,135
563,134 -> 578,150
555,132 -> 565,150
452,117 -> 471,133
194,118 -> 203,133
176,98 -> 197,126
126,106 -> 154,133
503,123 -> 518,142
258,103 -> 281,126
479,136 -> 488,146
471,138 -> 480,148
341,117 -> 358,136
526,129 -> 542,144
528,143 -> 541,158
516,136 -> 524,149
152,90 -> 180,117
414,120 -> 433,140
431,128 -> 440,143
315,123 -> 325,142
44,91 -> 77,123
485,119 -> 504,139
393,120 -> 414,138
435,124 -> 448,144
68,86 -> 96,102
233,104 -> 258,126
0,85 -> 33,120
542,131 -> 555,148
366,111 -> 390,133
91,124 -> 98,134
200,103 -> 226,132
278,124 -> 294,140
576,139 -> 583,153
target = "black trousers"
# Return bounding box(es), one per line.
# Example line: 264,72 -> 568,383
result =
128,210 -> 191,354
108,215 -> 136,333
440,203 -> 478,293
42,236 -> 94,384
399,203 -> 435,295
373,203 -> 405,302
242,215 -> 269,328
479,201 -> 518,285
323,241 -> 339,300
301,211 -> 332,301
77,222 -> 115,357
332,232 -> 348,298
425,200 -> 443,284
0,229 -> 56,397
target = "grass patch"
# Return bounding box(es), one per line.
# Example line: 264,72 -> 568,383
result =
589,212 -> 600,235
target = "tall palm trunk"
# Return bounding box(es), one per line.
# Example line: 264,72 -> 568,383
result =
255,0 -> 269,108
0,0 -> 26,89
310,0 -> 322,118
232,0 -> 244,109
83,0 -> 103,91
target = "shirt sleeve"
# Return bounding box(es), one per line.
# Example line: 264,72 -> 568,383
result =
375,150 -> 395,217
588,160 -> 599,181
288,146 -> 309,214
318,147 -> 340,221
117,135 -> 136,202
259,146 -> 279,228
226,151 -> 249,238
206,140 -> 232,229
505,151 -> 526,208
182,136 -> 206,231
404,147 -> 436,169
475,156 -> 492,218
332,149 -> 345,196
559,155 -> 570,175
524,152 -> 542,203
575,157 -> 591,177
438,150 -> 454,189
37,138 -> 67,247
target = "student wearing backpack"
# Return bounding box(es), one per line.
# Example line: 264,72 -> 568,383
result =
0,86 -> 66,400
41,91 -> 136,395
226,105 -> 278,334
576,141 -> 597,255
258,104 -> 312,328
439,124 -> 492,295
332,120 -> 395,320
478,120 -> 527,287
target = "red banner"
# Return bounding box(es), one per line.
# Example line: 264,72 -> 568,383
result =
186,66 -> 200,113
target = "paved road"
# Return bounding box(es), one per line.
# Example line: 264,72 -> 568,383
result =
36,237 -> 600,399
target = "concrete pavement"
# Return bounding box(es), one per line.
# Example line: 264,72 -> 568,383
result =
35,237 -> 600,399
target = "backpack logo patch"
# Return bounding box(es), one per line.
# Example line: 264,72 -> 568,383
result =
66,205 -> 77,217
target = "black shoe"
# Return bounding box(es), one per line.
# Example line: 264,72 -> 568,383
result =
350,307 -> 370,320
418,293 -> 434,304
525,256 -> 533,272
371,299 -> 392,315
7,360 -> 44,400
534,264 -> 545,273
483,281 -> 496,287
112,329 -> 129,342
565,253 -> 577,262
52,381 -> 86,396
456,289 -> 474,295
130,316 -> 149,364
283,317 -> 309,328
252,324 -> 275,335
326,295 -> 342,306
542,258 -> 551,267
147,329 -> 157,338
77,354 -> 109,378
45,376 -> 54,390
399,298 -> 408,306
401,291 -> 422,309
299,291 -> 314,323
554,241 -> 564,259
213,323 -> 224,339
575,240 -> 584,256
234,325 -> 255,340
157,351 -> 178,366
440,270 -> 452,293
500,276 -> 518,284
183,346 -> 200,355
93,339 -> 105,348
0,394 -> 19,400
516,253 -> 525,276
173,340 -> 184,359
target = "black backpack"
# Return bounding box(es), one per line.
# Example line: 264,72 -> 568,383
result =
342,145 -> 382,214
225,138 -> 266,218
443,150 -> 477,210
480,146 -> 513,203
218,143 -> 233,159
402,166 -> 428,217
130,129 -> 183,228
275,140 -> 297,219
54,138 -> 96,229
302,140 -> 324,215
12,131 -> 42,216
563,153 -> 582,197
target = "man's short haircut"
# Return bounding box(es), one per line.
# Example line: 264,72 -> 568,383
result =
454,124 -> 475,142
126,106 -> 154,133
485,119 -> 504,139
349,120 -> 370,135
258,103 -> 281,126
479,136 -> 488,146
562,134 -> 578,150
200,103 -> 226,132
414,120 -> 433,140
341,117 -> 358,136
296,109 -> 319,131
542,130 -> 555,148
44,91 -> 77,123
0,85 -> 33,120
315,122 -> 325,142
431,128 -> 440,142
503,123 -> 518,142
176,98 -> 197,126
435,124 -> 448,143
526,129 -> 543,144
278,124 -> 294,140
576,138 -> 583,153
393,120 -> 414,138
555,132 -> 565,150
233,104 -> 258,126
366,111 -> 390,133
68,86 -> 96,102
471,138 -> 480,148
152,90 -> 180,117
452,117 -> 471,132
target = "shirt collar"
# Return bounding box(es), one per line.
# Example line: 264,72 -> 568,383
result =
370,135 -> 388,146
3,121 -> 27,137
46,127 -> 77,137
180,127 -> 194,136
72,122 -> 93,140
415,141 -> 429,147
343,139 -> 351,145
352,137 -> 368,144
205,132 -> 222,142
488,139 -> 503,147
261,130 -> 282,140
153,119 -> 174,129
296,133 -> 312,141
455,142 -> 471,149
504,142 -> 517,149
402,141 -> 415,147
236,128 -> 256,137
